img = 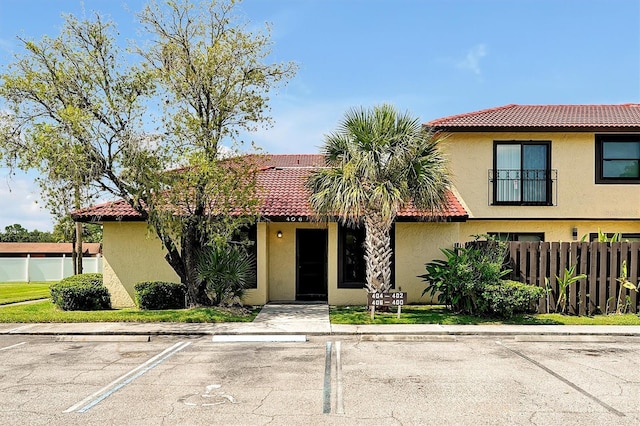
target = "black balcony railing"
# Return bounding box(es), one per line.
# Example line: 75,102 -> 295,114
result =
488,169 -> 557,206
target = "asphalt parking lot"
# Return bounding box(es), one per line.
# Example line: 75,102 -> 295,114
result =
1,334 -> 640,425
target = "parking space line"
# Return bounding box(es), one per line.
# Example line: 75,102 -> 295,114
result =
335,341 -> 344,415
65,340 -> 191,413
0,342 -> 26,351
496,341 -> 625,417
323,341 -> 332,414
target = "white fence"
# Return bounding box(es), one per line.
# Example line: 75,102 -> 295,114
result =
0,255 -> 103,282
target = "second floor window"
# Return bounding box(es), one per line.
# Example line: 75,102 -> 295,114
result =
595,134 -> 640,184
493,141 -> 551,205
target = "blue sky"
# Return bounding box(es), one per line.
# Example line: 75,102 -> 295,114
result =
1,0 -> 639,231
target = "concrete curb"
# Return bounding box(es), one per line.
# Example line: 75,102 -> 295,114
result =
3,323 -> 640,337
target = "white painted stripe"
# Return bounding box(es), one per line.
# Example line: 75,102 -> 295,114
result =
335,341 -> 344,415
322,341 -> 332,414
56,335 -> 151,342
0,342 -> 26,351
65,341 -> 191,413
212,334 -> 307,343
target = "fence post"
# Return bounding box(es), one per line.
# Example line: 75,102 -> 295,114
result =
25,254 -> 30,283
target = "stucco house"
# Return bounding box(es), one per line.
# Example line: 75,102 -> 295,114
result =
73,104 -> 640,308
429,104 -> 640,243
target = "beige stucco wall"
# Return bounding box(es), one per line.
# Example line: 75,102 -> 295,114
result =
103,222 -> 179,307
459,220 -> 640,243
103,221 -> 268,307
263,221 -> 335,301
325,222 -> 461,305
443,132 -> 640,219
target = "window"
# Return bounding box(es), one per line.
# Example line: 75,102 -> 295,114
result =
588,233 -> 640,242
596,134 -> 640,183
493,141 -> 552,205
231,224 -> 257,288
488,232 -> 544,242
338,225 -> 395,289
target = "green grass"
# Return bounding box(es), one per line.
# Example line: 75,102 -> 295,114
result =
330,305 -> 640,325
0,282 -> 52,305
0,300 -> 260,323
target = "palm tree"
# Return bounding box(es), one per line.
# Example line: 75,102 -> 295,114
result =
306,104 -> 451,293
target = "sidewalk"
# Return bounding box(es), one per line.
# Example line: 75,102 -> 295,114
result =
3,323 -> 640,337
2,303 -> 640,337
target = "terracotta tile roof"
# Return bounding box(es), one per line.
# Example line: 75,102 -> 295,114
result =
72,154 -> 468,221
427,104 -> 640,131
72,200 -> 147,222
0,242 -> 101,256
252,153 -> 325,168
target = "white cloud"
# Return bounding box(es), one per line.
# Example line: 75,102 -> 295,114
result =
457,44 -> 487,75
0,171 -> 54,231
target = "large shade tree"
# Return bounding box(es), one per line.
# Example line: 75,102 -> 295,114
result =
307,104 -> 452,294
0,0 -> 296,305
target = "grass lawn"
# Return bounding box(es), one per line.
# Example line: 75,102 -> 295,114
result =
0,282 -> 51,305
330,305 -> 640,325
0,300 -> 260,323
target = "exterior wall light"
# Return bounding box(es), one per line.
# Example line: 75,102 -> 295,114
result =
572,227 -> 578,240
277,230 -> 283,238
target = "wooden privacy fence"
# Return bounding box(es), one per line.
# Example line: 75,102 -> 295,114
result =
506,242 -> 640,315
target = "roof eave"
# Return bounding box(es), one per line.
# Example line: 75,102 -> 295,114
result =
428,125 -> 640,133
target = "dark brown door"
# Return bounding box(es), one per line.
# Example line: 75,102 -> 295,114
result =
296,229 -> 327,301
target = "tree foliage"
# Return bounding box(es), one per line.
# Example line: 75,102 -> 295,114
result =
0,0 -> 296,306
307,104 -> 451,293
0,224 -> 54,242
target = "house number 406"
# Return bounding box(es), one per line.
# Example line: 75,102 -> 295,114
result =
285,216 -> 305,222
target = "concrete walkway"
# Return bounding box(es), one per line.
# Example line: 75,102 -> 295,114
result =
2,302 -> 640,337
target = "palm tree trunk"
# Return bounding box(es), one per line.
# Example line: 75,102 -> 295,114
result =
363,213 -> 393,293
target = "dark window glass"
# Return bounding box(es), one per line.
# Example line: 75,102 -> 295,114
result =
338,225 -> 395,289
588,233 -> 640,242
596,135 -> 640,183
488,232 -> 544,242
231,224 -> 257,288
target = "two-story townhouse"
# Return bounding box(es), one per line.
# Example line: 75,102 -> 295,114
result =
73,104 -> 640,307
428,104 -> 640,243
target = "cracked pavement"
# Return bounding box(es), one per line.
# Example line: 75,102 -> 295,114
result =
1,334 -> 640,424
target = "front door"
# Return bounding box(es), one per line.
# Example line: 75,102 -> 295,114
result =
296,229 -> 327,301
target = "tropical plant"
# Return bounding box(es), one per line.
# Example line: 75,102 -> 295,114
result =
547,265 -> 587,314
614,260 -> 638,314
307,104 -> 451,294
419,236 -> 510,314
596,228 -> 621,242
196,244 -> 256,306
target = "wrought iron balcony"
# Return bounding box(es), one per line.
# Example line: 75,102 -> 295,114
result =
488,169 -> 558,206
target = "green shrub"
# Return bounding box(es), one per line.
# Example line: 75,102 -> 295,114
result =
50,273 -> 111,311
197,243 -> 256,306
419,236 -> 510,314
479,280 -> 546,318
134,281 -> 186,310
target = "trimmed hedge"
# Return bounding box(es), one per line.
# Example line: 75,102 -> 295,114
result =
134,281 -> 186,310
479,280 -> 546,318
50,273 -> 111,311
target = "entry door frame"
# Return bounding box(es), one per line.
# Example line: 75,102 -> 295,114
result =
295,228 -> 328,301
